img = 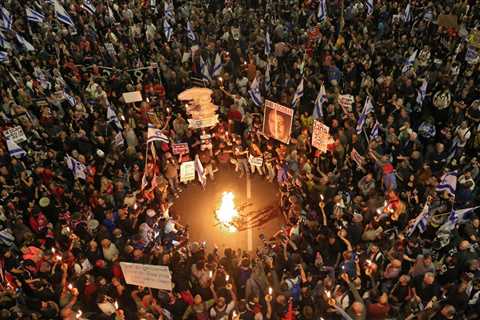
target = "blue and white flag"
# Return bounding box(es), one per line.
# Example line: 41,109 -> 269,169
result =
64,91 -> 76,107
436,171 -> 457,197
16,34 -> 35,51
163,19 -> 173,41
0,51 -> 8,63
265,31 -> 271,56
107,104 -> 123,130
186,21 -> 197,42
265,62 -> 271,91
164,1 -> 175,21
0,7 -> 12,30
147,127 -> 169,144
313,84 -> 327,119
51,0 -> 75,27
195,154 -> 206,187
65,155 -> 87,180
212,52 -> 222,77
82,0 -> 96,15
318,0 -> 327,21
199,56 -> 211,82
291,78 -> 304,109
401,49 -> 417,74
26,7 -> 45,23
438,206 -> 480,233
0,31 -> 10,49
6,139 -> 26,158
356,96 -> 374,134
407,202 -> 430,236
366,0 -> 374,16
248,77 -> 263,107
403,3 -> 412,23
416,79 -> 428,106
369,120 -> 380,140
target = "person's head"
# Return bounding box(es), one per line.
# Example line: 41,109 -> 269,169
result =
351,301 -> 364,317
440,305 -> 456,319
423,272 -> 435,285
399,274 -> 411,286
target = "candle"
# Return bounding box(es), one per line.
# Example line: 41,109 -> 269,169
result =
225,274 -> 230,282
326,290 -> 331,298
120,115 -> 125,121
76,310 -> 82,319
66,226 -> 71,233
268,287 -> 273,295
366,259 -> 372,265
218,77 -> 223,82
133,203 -> 138,210
114,301 -> 119,310
51,248 -> 55,254
320,194 -> 324,201
68,283 -> 73,290
376,208 -> 382,214
209,270 -> 213,278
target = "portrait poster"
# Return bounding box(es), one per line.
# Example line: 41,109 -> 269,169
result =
262,100 -> 293,144
312,120 -> 330,152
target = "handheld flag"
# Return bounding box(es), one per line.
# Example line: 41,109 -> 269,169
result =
212,53 -> 222,77
65,155 -> 87,180
51,0 -> 75,27
369,121 -> 380,140
291,78 -> 304,109
82,0 -> 96,15
107,105 -> 123,130
194,154 -> 206,187
64,91 -> 76,107
0,6 -> 12,30
6,139 -> 26,158
401,49 -> 418,74
356,96 -> 374,134
265,62 -> 271,91
186,21 -> 197,42
0,51 -> 8,63
407,202 -> 430,236
248,77 -> 263,107
403,3 -> 412,23
366,0 -> 374,16
416,79 -> 428,106
164,1 -> 175,21
318,0 -> 327,21
199,56 -> 212,82
163,19 -> 173,41
16,34 -> 35,51
265,31 -> 271,56
147,127 -> 169,144
436,171 -> 457,197
313,84 -> 327,119
26,7 -> 45,23
438,206 -> 480,233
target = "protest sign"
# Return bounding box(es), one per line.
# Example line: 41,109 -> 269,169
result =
188,115 -> 219,129
248,155 -> 263,167
122,91 -> 143,103
262,100 -> 293,144
465,46 -> 479,64
468,30 -> 480,49
312,120 -> 330,152
105,43 -> 116,56
180,161 -> 195,182
172,143 -> 189,155
120,262 -> 172,291
437,14 -> 458,30
338,94 -> 354,112
3,126 -> 27,143
114,132 -> 124,147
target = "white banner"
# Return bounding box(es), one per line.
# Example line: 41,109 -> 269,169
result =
122,91 -> 143,103
248,155 -> 263,166
3,126 -> 27,143
120,262 -> 172,291
188,115 -> 219,129
312,120 -> 330,152
180,161 -> 195,183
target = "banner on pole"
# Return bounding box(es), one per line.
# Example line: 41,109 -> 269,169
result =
262,100 -> 293,144
3,126 -> 27,143
120,262 -> 172,291
180,161 -> 195,183
311,120 -> 330,152
172,143 -> 189,155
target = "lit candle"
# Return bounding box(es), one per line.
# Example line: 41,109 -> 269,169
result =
326,290 -> 331,298
133,203 -> 138,210
56,255 -> 62,261
114,301 -> 119,310
225,274 -> 230,282
218,77 -> 223,83
268,287 -> 273,295
320,194 -> 324,201
120,115 -> 125,121
166,107 -> 171,113
376,208 -> 382,214
366,259 -> 372,265
76,310 -> 82,319
68,283 -> 73,290
66,226 -> 71,233
209,270 -> 213,278
51,248 -> 55,254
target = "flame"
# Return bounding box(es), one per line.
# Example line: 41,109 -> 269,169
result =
216,192 -> 239,232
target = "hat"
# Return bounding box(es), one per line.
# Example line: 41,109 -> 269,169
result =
39,197 -> 50,208
146,209 -> 156,217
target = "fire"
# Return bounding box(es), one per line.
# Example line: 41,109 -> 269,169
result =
216,192 -> 239,232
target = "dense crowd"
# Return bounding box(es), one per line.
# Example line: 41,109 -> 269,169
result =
0,0 -> 480,319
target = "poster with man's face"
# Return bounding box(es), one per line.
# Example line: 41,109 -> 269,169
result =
262,100 -> 293,144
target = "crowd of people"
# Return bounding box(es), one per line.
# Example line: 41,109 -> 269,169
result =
0,0 -> 480,319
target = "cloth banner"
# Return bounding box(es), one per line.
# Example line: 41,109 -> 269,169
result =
120,262 -> 172,291
262,100 -> 293,144
311,120 -> 330,152
248,155 -> 263,167
180,161 -> 195,183
3,126 -> 27,143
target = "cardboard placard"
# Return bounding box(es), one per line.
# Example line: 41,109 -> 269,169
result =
180,161 -> 195,183
120,262 -> 172,291
3,126 -> 27,143
311,120 -> 330,152
172,143 -> 189,155
122,91 -> 143,103
248,155 -> 263,167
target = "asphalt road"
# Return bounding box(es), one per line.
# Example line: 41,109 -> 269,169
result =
171,166 -> 283,253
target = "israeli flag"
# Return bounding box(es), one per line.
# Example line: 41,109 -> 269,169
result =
403,3 -> 412,23
163,19 -> 173,41
407,202 -> 430,236
0,31 -> 10,49
147,127 -> 169,144
318,0 -> 327,21
416,79 -> 428,106
26,7 -> 45,23
212,53 -> 222,77
164,1 -> 175,21
0,51 -> 8,63
248,77 -> 263,107
65,155 -> 87,180
6,139 -> 26,158
199,56 -> 211,82
82,0 -> 96,15
356,96 -> 374,134
265,31 -> 271,56
265,62 -> 271,91
436,171 -> 457,197
0,6 -> 12,30
107,104 -> 123,130
438,206 -> 480,233
51,0 -> 75,27
64,91 -> 76,106
291,78 -> 304,109
366,0 -> 374,16
16,34 -> 35,51
401,49 -> 418,74
369,120 -> 380,140
195,154 -> 206,187
186,20 -> 197,42
313,84 -> 327,119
